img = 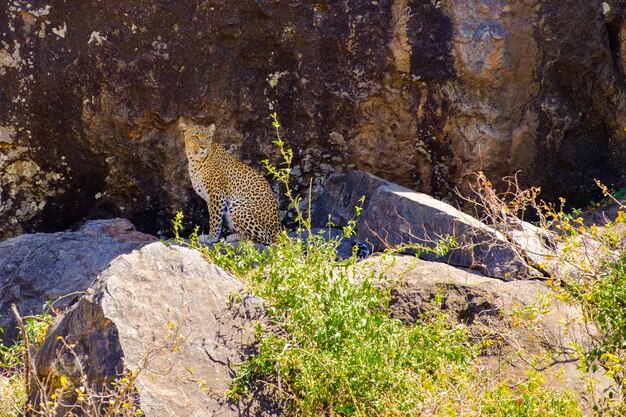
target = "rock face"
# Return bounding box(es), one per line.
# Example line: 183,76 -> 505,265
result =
1,0 -> 625,239
374,255 -> 615,411
288,227 -> 371,260
31,242 -> 269,417
313,170 -> 541,280
0,218 -> 156,343
605,0 -> 626,165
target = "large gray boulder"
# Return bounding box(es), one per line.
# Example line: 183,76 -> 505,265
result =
31,242 -> 271,417
0,218 -> 156,343
313,171 -> 541,280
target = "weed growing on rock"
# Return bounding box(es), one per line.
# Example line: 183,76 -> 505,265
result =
26,334 -> 143,417
0,303 -> 148,417
580,253 -> 626,414
0,305 -> 52,417
461,171 -> 626,415
229,237 -> 476,415
481,369 -> 581,417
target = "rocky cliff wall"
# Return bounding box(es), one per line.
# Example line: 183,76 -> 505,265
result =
1,0 -> 625,238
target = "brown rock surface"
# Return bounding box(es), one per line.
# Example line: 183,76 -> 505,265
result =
1,0 -> 624,239
605,0 -> 626,165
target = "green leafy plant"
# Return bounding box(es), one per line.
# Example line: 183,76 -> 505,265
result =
1,306 -> 53,417
578,254 -> 626,414
481,370 -> 582,417
263,112 -> 310,232
1,303 -> 146,417
228,232 -> 476,416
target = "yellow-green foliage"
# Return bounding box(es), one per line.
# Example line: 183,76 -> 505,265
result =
0,307 -> 144,416
0,374 -> 25,417
1,313 -> 51,417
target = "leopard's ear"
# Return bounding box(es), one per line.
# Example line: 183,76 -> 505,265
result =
208,123 -> 216,135
178,122 -> 188,132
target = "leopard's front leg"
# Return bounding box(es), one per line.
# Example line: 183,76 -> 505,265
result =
199,193 -> 226,245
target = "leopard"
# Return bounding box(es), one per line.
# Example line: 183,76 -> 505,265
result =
179,120 -> 282,245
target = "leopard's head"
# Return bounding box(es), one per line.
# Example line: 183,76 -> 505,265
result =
179,121 -> 216,163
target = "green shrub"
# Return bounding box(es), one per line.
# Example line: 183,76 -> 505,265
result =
482,370 -> 582,417
588,255 -> 626,353
227,232 -> 476,416
580,254 -> 626,414
1,312 -> 52,417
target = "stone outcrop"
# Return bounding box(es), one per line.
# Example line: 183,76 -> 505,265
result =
288,227 -> 371,260
0,218 -> 156,343
25,237 -> 615,415
23,235 -> 616,415
313,170 -> 542,280
605,0 -> 626,166
374,255 -> 615,411
30,242 -> 271,417
1,0 -> 625,239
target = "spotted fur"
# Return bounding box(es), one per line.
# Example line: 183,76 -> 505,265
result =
179,121 -> 281,245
